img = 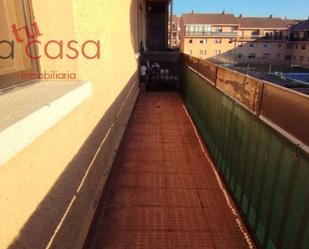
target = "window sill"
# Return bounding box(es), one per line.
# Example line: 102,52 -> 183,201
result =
0,80 -> 92,166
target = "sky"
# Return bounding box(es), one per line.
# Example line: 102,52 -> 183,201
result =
173,0 -> 309,19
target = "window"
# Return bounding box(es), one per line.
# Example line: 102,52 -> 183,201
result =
200,39 -> 207,44
215,50 -> 221,55
229,27 -> 236,32
251,31 -> 259,36
189,39 -> 193,44
238,53 -> 242,59
285,55 -> 292,60
0,0 -> 39,90
214,27 -> 222,32
299,56 -> 304,62
276,53 -> 281,59
264,43 -> 270,48
287,43 -> 293,49
215,38 -> 222,44
250,43 -> 257,48
302,44 -> 306,50
189,50 -> 192,55
262,53 -> 270,59
239,43 -> 243,47
248,53 -> 256,59
205,25 -> 211,32
295,45 -> 298,49
199,50 -> 207,55
293,55 -> 296,61
278,43 -> 282,48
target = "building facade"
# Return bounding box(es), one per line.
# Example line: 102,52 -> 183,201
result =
180,13 -> 309,68
169,15 -> 181,48
288,19 -> 309,68
180,13 -> 239,59
233,16 -> 293,64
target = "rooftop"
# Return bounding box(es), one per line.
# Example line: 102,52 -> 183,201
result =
172,14 -> 180,22
237,16 -> 293,29
182,13 -> 238,25
291,18 -> 309,31
181,13 -> 299,30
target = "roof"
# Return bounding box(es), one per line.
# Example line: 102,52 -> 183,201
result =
237,17 -> 290,29
182,13 -> 238,25
291,19 -> 309,31
172,15 -> 180,23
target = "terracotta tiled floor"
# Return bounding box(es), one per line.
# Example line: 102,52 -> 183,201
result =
85,92 -> 255,249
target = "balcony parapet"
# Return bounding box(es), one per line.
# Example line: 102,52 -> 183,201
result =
180,53 -> 309,249
238,35 -> 289,41
181,53 -> 309,151
289,37 -> 309,42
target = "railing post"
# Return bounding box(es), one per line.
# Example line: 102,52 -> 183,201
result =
215,66 -> 219,87
256,81 -> 265,117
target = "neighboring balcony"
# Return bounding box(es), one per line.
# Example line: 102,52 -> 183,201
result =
238,35 -> 289,41
289,37 -> 309,41
185,31 -> 238,37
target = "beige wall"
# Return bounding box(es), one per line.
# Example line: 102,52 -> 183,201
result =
182,37 -> 236,59
0,1 -> 140,249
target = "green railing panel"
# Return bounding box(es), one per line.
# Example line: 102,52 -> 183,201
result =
181,65 -> 309,249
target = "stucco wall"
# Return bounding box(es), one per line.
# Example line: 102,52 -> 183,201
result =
0,1 -> 139,248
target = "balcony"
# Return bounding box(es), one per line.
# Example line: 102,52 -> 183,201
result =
83,54 -> 309,249
185,31 -> 238,37
289,37 -> 309,41
238,35 -> 289,41
1,1 -> 308,249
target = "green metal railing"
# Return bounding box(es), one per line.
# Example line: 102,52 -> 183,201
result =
180,55 -> 309,249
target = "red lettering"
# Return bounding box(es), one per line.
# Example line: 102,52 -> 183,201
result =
82,40 -> 100,59
25,40 -> 41,60
45,40 -> 63,59
11,24 -> 24,43
66,40 -> 79,59
25,22 -> 43,40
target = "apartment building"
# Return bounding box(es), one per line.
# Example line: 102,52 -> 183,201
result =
287,19 -> 309,68
180,12 -> 239,59
180,12 -> 308,67
169,15 -> 181,48
233,16 -> 293,64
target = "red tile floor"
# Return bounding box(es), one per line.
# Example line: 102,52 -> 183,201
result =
84,92 -> 256,249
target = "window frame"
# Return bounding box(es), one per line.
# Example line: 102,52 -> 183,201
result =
248,53 -> 256,59
0,0 -> 40,90
262,53 -> 270,59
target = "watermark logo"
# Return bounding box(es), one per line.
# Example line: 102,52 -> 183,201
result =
22,70 -> 77,80
0,22 -> 101,60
